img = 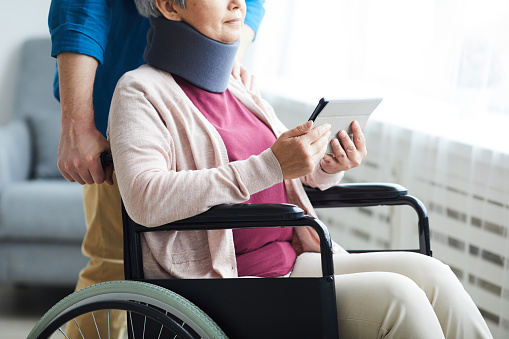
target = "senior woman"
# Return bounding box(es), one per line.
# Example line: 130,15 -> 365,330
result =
108,0 -> 493,338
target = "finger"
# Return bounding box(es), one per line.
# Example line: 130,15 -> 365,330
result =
78,168 -> 95,185
330,137 -> 350,166
337,130 -> 356,154
308,130 -> 331,165
104,165 -> 114,186
283,121 -> 313,138
308,123 -> 331,144
318,132 -> 331,157
351,121 -> 366,150
68,170 -> 87,185
312,130 -> 331,152
232,58 -> 241,79
336,130 -> 364,168
69,157 -> 96,184
240,67 -> 252,90
60,160 -> 88,185
320,154 -> 336,174
89,157 -> 107,185
58,166 -> 76,183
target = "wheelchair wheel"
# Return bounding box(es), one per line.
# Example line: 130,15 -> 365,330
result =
27,280 -> 227,339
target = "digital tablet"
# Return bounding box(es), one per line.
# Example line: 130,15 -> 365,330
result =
308,97 -> 382,153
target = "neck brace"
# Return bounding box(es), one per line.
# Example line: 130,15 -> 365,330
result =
144,17 -> 240,93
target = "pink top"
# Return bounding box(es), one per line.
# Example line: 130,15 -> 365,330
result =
174,75 -> 296,277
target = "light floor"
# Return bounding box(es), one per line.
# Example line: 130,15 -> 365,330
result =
0,283 -> 74,338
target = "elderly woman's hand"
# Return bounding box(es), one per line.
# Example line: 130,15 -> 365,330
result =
271,121 -> 331,180
320,121 -> 367,174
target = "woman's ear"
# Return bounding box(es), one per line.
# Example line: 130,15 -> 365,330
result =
156,0 -> 183,21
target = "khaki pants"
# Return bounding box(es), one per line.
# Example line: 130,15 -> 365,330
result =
65,177 -> 126,339
291,252 -> 493,339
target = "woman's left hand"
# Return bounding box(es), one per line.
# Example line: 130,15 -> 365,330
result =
232,58 -> 260,96
320,121 -> 367,174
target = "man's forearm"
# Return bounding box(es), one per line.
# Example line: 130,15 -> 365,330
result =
55,52 -> 113,185
56,52 -> 98,128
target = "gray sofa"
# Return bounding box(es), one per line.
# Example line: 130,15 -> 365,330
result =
0,38 -> 88,286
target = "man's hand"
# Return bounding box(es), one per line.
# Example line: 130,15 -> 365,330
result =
271,121 -> 331,180
232,59 -> 259,95
57,122 -> 113,185
231,24 -> 259,95
320,121 -> 367,174
57,52 -> 113,185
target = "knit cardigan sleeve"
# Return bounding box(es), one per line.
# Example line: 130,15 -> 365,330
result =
108,68 -> 283,227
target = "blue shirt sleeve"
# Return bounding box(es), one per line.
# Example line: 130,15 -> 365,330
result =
244,0 -> 266,37
48,0 -> 112,63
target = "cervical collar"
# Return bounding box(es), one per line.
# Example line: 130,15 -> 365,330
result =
144,17 -> 240,93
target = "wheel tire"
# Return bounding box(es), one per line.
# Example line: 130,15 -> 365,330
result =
27,280 -> 227,339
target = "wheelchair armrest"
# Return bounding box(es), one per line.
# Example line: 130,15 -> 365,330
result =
123,203 -> 335,278
304,183 -> 408,207
305,183 -> 432,256
170,203 -> 305,224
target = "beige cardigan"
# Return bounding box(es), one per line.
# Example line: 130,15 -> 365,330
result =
108,65 -> 344,279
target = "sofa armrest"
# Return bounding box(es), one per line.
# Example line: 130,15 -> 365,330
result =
0,119 -> 32,186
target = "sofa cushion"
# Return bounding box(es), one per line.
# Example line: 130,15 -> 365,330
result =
0,180 -> 85,242
28,111 -> 61,179
0,242 -> 88,286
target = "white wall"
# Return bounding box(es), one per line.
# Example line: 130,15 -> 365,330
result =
0,1 -> 52,124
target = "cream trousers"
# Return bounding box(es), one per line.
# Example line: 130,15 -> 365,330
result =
291,252 -> 493,339
66,179 -> 492,338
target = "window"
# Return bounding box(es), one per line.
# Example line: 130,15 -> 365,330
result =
246,0 -> 509,151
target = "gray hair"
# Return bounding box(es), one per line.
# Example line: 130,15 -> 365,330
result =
134,0 -> 186,18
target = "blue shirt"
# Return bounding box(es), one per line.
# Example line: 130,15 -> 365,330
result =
48,0 -> 265,136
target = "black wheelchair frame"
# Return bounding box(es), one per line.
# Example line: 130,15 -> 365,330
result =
123,183 -> 431,339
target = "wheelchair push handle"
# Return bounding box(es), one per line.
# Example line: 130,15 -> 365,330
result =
100,152 -> 113,168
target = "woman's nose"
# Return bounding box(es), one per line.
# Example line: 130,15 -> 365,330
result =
229,0 -> 245,11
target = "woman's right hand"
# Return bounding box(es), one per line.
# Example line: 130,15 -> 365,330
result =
270,121 -> 331,180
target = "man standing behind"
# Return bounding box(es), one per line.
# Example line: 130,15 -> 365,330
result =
48,1 -> 265,337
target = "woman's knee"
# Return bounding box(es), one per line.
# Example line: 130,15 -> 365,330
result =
355,251 -> 459,294
335,272 -> 444,338
336,272 -> 430,315
365,271 -> 428,305
400,253 -> 460,294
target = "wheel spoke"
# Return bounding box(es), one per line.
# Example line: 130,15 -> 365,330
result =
91,311 -> 102,339
74,318 -> 85,339
128,311 -> 135,339
142,314 -> 147,339
108,309 -> 111,339
157,311 -> 168,339
58,328 -> 70,339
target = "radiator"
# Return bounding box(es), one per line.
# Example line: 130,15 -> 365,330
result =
314,119 -> 509,337
266,94 -> 509,337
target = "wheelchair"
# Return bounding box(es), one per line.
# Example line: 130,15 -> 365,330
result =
28,181 -> 431,339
